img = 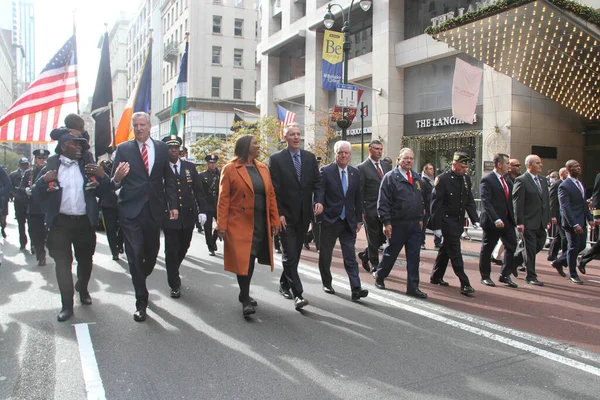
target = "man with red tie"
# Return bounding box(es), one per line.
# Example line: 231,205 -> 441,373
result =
478,153 -> 518,288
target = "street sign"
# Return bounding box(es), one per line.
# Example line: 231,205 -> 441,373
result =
336,84 -> 359,108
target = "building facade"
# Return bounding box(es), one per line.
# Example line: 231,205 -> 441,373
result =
257,0 -> 600,193
10,0 -> 34,99
106,12 -> 131,125
0,29 -> 13,117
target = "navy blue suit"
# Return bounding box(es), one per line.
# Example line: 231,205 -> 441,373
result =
314,162 -> 363,290
555,178 -> 592,278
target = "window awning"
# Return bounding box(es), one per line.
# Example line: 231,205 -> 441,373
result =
426,0 -> 600,120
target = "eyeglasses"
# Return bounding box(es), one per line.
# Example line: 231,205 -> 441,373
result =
511,164 -> 521,167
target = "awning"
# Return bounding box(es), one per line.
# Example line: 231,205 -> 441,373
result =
426,0 -> 600,120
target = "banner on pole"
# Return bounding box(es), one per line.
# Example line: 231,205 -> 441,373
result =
452,58 -> 482,124
321,30 -> 344,91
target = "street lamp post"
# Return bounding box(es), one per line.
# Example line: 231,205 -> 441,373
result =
324,0 -> 372,141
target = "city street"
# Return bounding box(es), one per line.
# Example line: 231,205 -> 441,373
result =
1,219 -> 600,399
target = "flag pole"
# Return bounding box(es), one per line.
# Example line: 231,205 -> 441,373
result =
73,9 -> 80,114
104,23 -> 116,147
182,32 -> 189,149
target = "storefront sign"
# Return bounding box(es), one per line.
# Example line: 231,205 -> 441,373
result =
335,126 -> 372,136
415,114 -> 477,129
431,1 -> 499,27
404,106 -> 483,136
483,161 -> 494,172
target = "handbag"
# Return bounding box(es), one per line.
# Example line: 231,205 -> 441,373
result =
514,231 -> 527,266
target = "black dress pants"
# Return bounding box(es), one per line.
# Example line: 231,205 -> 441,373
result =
523,227 -> 546,281
363,214 -> 385,268
431,232 -> 471,287
278,221 -> 309,297
48,214 -> 96,310
14,200 -> 28,248
318,219 -> 361,289
102,207 -> 123,257
203,213 -> 217,251
121,203 -> 161,311
28,213 -> 47,261
547,223 -> 567,261
163,226 -> 194,289
479,224 -> 517,279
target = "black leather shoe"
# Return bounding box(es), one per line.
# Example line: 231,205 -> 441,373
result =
238,294 -> 258,307
294,296 -> 308,310
481,278 -> 496,287
498,275 -> 518,288
170,287 -> 181,298
112,254 -> 119,260
133,310 -> 147,322
490,257 -> 502,266
460,286 -> 475,296
374,276 -> 385,289
19,245 -> 26,251
526,279 -> 544,286
518,266 -> 526,272
119,246 -> 124,254
569,276 -> 584,285
1,227 -> 5,238
38,258 -> 46,267
31,247 -> 36,255
279,286 -> 293,299
358,251 -> 370,272
80,293 -> 92,305
577,259 -> 586,275
430,278 -> 449,287
512,268 -> 518,278
323,285 -> 336,294
351,288 -> 368,301
57,309 -> 73,322
209,250 -> 216,256
242,303 -> 256,316
407,288 -> 428,298
275,247 -> 282,254
551,261 -> 566,277
303,243 -> 310,250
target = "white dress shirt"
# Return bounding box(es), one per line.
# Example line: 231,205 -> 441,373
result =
136,138 -> 155,174
169,159 -> 181,176
58,155 -> 86,215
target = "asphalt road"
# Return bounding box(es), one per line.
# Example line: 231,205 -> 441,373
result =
2,219 -> 600,400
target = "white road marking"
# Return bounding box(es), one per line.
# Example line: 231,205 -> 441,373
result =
73,323 -> 106,400
587,279 -> 600,284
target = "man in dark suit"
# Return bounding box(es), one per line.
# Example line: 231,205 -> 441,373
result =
33,128 -> 108,321
198,154 -> 220,255
478,153 -> 518,288
357,139 -> 390,272
99,146 -> 123,261
269,123 -> 321,310
548,168 -> 568,261
112,112 -> 178,322
161,135 -> 206,298
314,141 -> 368,301
10,157 -> 31,250
420,162 -> 441,249
578,171 -> 600,271
551,160 -> 594,284
513,154 -> 550,286
23,149 -> 51,266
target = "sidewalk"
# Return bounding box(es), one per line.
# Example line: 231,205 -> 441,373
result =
299,228 -> 600,354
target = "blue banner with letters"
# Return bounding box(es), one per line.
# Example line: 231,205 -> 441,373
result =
322,30 -> 343,91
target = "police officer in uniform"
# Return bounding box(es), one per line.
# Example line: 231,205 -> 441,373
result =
161,135 -> 206,298
430,152 -> 479,296
10,157 -> 31,250
99,146 -> 123,260
23,149 -> 51,265
198,154 -> 220,256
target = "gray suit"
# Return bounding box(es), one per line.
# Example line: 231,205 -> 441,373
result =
513,172 -> 550,281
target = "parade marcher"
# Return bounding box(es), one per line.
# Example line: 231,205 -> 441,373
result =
24,149 -> 51,266
430,151 -> 478,296
64,114 -> 100,191
314,141 -> 368,301
478,153 -> 518,288
513,154 -> 550,286
198,154 -> 220,255
420,162 -> 441,249
548,168 -> 568,261
304,156 -> 324,251
269,122 -> 321,310
111,112 -> 178,322
10,157 -> 31,250
578,170 -> 600,272
0,164 -> 11,263
551,160 -> 594,284
33,128 -> 108,321
491,158 -> 521,265
357,139 -> 390,272
373,148 -> 427,298
217,135 -> 280,316
99,146 -> 123,260
161,135 -> 206,298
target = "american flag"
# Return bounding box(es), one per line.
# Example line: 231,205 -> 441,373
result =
0,35 -> 78,143
277,105 -> 297,126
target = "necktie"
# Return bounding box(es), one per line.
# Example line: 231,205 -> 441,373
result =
173,164 -> 178,176
575,180 -> 584,197
141,143 -> 149,174
534,176 -> 542,193
375,162 -> 383,178
293,153 -> 301,182
407,170 -> 413,185
500,175 -> 509,200
340,170 -> 347,220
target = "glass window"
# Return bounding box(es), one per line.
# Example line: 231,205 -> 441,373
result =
213,15 -> 222,34
235,0 -> 243,7
212,77 -> 221,97
234,79 -> 243,99
212,46 -> 221,64
405,0 -> 472,40
234,18 -> 243,36
234,48 -> 243,67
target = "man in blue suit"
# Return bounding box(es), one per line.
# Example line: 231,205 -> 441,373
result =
314,141 -> 368,301
551,159 -> 594,284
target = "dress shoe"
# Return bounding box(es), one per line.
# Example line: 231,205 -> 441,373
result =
481,278 -> 496,287
406,288 -> 428,298
294,296 -> 308,310
551,261 -> 566,277
133,310 -> 147,322
577,258 -> 586,275
434,244 -> 442,249
430,278 -> 449,287
374,276 -> 385,290
209,250 -> 216,256
526,279 -> 544,286
242,303 -> 256,316
322,285 -> 336,295
80,293 -> 92,305
498,275 -> 518,288
238,294 -> 258,306
119,245 -> 124,254
518,266 -> 526,272
31,247 -> 36,255
38,258 -> 46,267
358,251 -> 370,272
351,288 -> 369,301
1,227 -> 5,238
569,276 -> 584,285
112,254 -> 119,261
279,286 -> 293,299
170,287 -> 181,298
490,257 -> 502,266
19,245 -> 26,251
460,286 -> 475,296
57,309 -> 73,322
421,244 -> 426,250
303,243 -> 310,250
275,247 -> 282,254
512,268 -> 518,278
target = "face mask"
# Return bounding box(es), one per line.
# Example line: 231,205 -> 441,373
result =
549,178 -> 556,185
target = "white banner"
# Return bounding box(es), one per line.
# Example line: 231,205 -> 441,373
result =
452,58 -> 482,124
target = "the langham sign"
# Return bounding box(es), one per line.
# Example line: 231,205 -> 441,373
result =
415,114 -> 477,129
430,0 -> 499,28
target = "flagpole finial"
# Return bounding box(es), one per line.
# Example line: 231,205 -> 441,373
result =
104,22 -> 108,32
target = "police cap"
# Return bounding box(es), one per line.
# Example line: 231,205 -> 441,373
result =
161,134 -> 182,147
453,151 -> 471,164
33,149 -> 51,158
205,154 -> 219,163
18,157 -> 29,165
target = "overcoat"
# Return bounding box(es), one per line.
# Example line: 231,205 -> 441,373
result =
217,159 -> 279,275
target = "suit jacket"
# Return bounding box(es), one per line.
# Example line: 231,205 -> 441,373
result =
513,172 -> 550,230
421,173 -> 434,214
99,159 -> 118,209
162,160 -> 206,230
269,148 -> 320,227
314,162 -> 362,230
357,158 -> 391,218
559,178 -> 592,229
479,171 -> 515,230
592,173 -> 600,218
32,155 -> 108,229
111,139 -> 177,222
549,180 -> 561,221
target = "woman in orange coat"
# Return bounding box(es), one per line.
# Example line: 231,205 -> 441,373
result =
217,135 -> 280,316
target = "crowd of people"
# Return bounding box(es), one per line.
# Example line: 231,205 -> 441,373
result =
2,114 -> 598,321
